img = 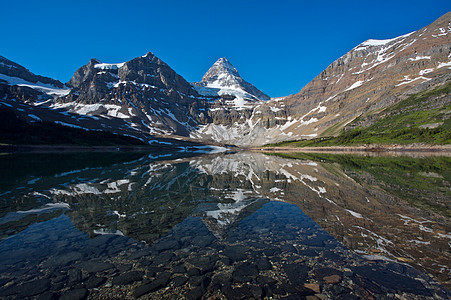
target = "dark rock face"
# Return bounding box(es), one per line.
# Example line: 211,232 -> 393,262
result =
66,58 -> 101,89
67,53 -> 200,101
0,82 -> 47,102
120,53 -> 197,96
59,52 -> 208,136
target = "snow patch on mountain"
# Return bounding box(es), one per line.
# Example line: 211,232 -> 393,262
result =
345,80 -> 364,91
0,73 -> 70,96
94,62 -> 125,70
51,102 -> 130,119
356,32 -> 415,49
409,56 -> 431,61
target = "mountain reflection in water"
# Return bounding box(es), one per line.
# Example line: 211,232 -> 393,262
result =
0,151 -> 449,299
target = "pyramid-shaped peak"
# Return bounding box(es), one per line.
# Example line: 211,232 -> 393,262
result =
203,57 -> 241,82
131,51 -> 167,66
196,57 -> 270,101
214,57 -> 238,73
215,57 -> 233,66
142,51 -> 156,59
213,57 -> 230,65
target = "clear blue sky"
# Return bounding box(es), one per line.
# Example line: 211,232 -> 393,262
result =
1,1 -> 450,97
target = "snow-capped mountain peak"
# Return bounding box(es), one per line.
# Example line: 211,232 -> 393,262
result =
202,57 -> 240,82
353,31 -> 415,51
93,62 -> 125,70
192,57 -> 270,104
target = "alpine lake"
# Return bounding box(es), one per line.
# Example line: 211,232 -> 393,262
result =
0,149 -> 449,299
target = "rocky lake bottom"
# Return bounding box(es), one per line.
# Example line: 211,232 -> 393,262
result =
0,151 -> 449,299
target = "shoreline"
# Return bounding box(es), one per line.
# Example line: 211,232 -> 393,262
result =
0,144 -> 187,153
250,144 -> 451,156
0,144 -> 231,154
2,143 -> 451,156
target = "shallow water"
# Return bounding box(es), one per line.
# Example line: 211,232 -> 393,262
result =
0,151 -> 449,299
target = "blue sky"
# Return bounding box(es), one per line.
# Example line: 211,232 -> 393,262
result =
1,1 -> 450,97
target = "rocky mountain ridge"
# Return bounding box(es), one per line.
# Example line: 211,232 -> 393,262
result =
0,55 -> 64,89
0,12 -> 450,146
0,55 -> 69,103
56,52 -> 207,137
268,12 -> 451,140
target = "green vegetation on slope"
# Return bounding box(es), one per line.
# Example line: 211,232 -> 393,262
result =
266,152 -> 451,217
267,83 -> 451,147
0,107 -> 146,146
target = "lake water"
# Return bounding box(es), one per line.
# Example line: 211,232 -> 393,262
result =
0,151 -> 449,299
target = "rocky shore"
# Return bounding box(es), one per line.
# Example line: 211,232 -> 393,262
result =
252,144 -> 451,156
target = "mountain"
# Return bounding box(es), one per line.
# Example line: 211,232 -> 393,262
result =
189,57 -> 273,144
54,52 -> 208,137
278,12 -> 450,137
0,55 -> 65,90
191,12 -> 451,146
0,54 -> 214,149
0,55 -> 69,103
52,55 -> 269,142
192,57 -> 270,104
0,52 -> 213,146
0,13 -> 449,147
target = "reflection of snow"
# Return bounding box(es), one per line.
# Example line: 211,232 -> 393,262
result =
205,200 -> 257,227
105,179 -> 130,194
51,184 -> 102,195
51,178 -> 134,196
112,210 -> 126,218
191,152 -> 328,199
353,225 -> 402,260
225,189 -> 252,202
17,202 -> 70,214
93,228 -> 124,236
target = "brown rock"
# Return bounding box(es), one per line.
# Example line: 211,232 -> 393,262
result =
323,274 -> 341,284
304,283 -> 320,293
